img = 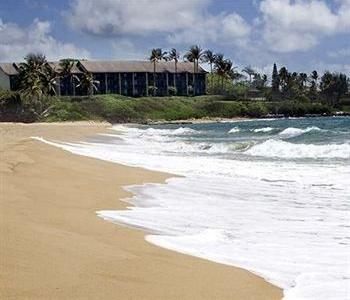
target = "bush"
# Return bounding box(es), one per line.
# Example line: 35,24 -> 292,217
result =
244,102 -> 269,117
0,91 -> 335,123
168,86 -> 177,96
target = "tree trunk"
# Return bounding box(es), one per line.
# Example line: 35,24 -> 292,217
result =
174,61 -> 177,90
132,72 -> 135,96
193,61 -> 196,96
153,61 -> 156,96
210,63 -> 213,93
72,76 -> 76,96
221,77 -> 224,95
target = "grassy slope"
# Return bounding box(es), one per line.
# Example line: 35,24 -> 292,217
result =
43,94 -> 332,123
0,90 -> 334,123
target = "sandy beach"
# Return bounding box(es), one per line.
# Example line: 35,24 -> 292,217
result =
0,122 -> 282,300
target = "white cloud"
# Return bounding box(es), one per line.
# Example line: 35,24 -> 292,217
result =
314,61 -> 350,74
66,0 -> 208,36
259,0 -> 350,53
66,0 -> 251,45
328,47 -> 350,58
111,39 -> 148,60
0,18 -> 90,62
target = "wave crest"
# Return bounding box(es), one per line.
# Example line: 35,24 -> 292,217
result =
252,127 -> 275,133
228,127 -> 240,133
278,126 -> 322,138
245,139 -> 350,159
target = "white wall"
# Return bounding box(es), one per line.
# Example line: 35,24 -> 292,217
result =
0,69 -> 11,90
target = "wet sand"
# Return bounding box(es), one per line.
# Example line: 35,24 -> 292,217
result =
0,122 -> 282,300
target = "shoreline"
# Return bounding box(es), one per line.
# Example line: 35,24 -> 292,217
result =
0,122 -> 282,299
137,113 -> 350,126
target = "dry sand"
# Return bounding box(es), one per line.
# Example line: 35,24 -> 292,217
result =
0,122 -> 283,300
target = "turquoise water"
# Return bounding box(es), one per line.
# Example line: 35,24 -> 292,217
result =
144,116 -> 350,162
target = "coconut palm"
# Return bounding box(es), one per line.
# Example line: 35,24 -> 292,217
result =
203,50 -> 216,75
167,48 -> 180,91
215,55 -> 236,94
202,50 -> 216,89
279,67 -> 289,90
310,70 -> 319,89
59,59 -> 80,96
41,65 -> 59,96
299,73 -> 308,87
242,66 -> 256,83
77,72 -> 99,96
149,48 -> 167,95
184,45 -> 204,95
18,53 -> 48,102
262,74 -> 268,87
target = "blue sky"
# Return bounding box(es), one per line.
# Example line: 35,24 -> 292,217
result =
0,0 -> 349,75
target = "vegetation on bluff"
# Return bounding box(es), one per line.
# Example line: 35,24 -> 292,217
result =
0,90 -> 336,123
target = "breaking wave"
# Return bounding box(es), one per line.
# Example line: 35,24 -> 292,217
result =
278,126 -> 323,138
228,127 -> 240,133
245,139 -> 350,159
252,127 -> 275,133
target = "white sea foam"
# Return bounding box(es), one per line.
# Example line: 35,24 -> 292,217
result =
228,127 -> 240,133
245,139 -> 350,159
278,126 -> 322,138
252,127 -> 275,133
143,127 -> 199,136
32,122 -> 350,300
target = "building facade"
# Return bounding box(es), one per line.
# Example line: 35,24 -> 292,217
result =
0,60 -> 207,97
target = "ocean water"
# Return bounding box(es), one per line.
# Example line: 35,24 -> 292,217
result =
35,117 -> 350,300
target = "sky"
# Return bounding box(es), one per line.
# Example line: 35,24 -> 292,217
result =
0,0 -> 349,75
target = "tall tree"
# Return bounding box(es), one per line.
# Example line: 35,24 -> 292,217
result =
202,50 -> 217,90
214,55 -> 236,94
309,70 -> 319,101
77,72 -> 99,96
59,59 -> 80,96
203,50 -> 216,75
271,63 -> 280,93
242,66 -> 256,83
18,53 -> 49,103
149,48 -> 167,96
167,48 -> 180,92
184,45 -> 204,95
320,72 -> 348,106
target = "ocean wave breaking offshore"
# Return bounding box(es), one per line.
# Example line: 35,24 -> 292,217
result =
245,139 -> 350,159
278,126 -> 323,138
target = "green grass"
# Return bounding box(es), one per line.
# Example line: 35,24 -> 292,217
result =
0,90 -> 334,123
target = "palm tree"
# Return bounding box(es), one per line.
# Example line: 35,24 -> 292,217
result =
299,73 -> 308,87
167,48 -> 180,92
41,65 -> 58,96
18,53 -> 48,103
203,50 -> 216,75
242,66 -> 256,83
310,70 -> 318,87
262,74 -> 268,87
184,45 -> 204,95
149,48 -> 167,96
214,55 -> 236,94
309,70 -> 319,101
202,50 -> 217,90
213,53 -> 224,92
59,59 -> 80,96
77,72 -> 99,96
279,67 -> 289,95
